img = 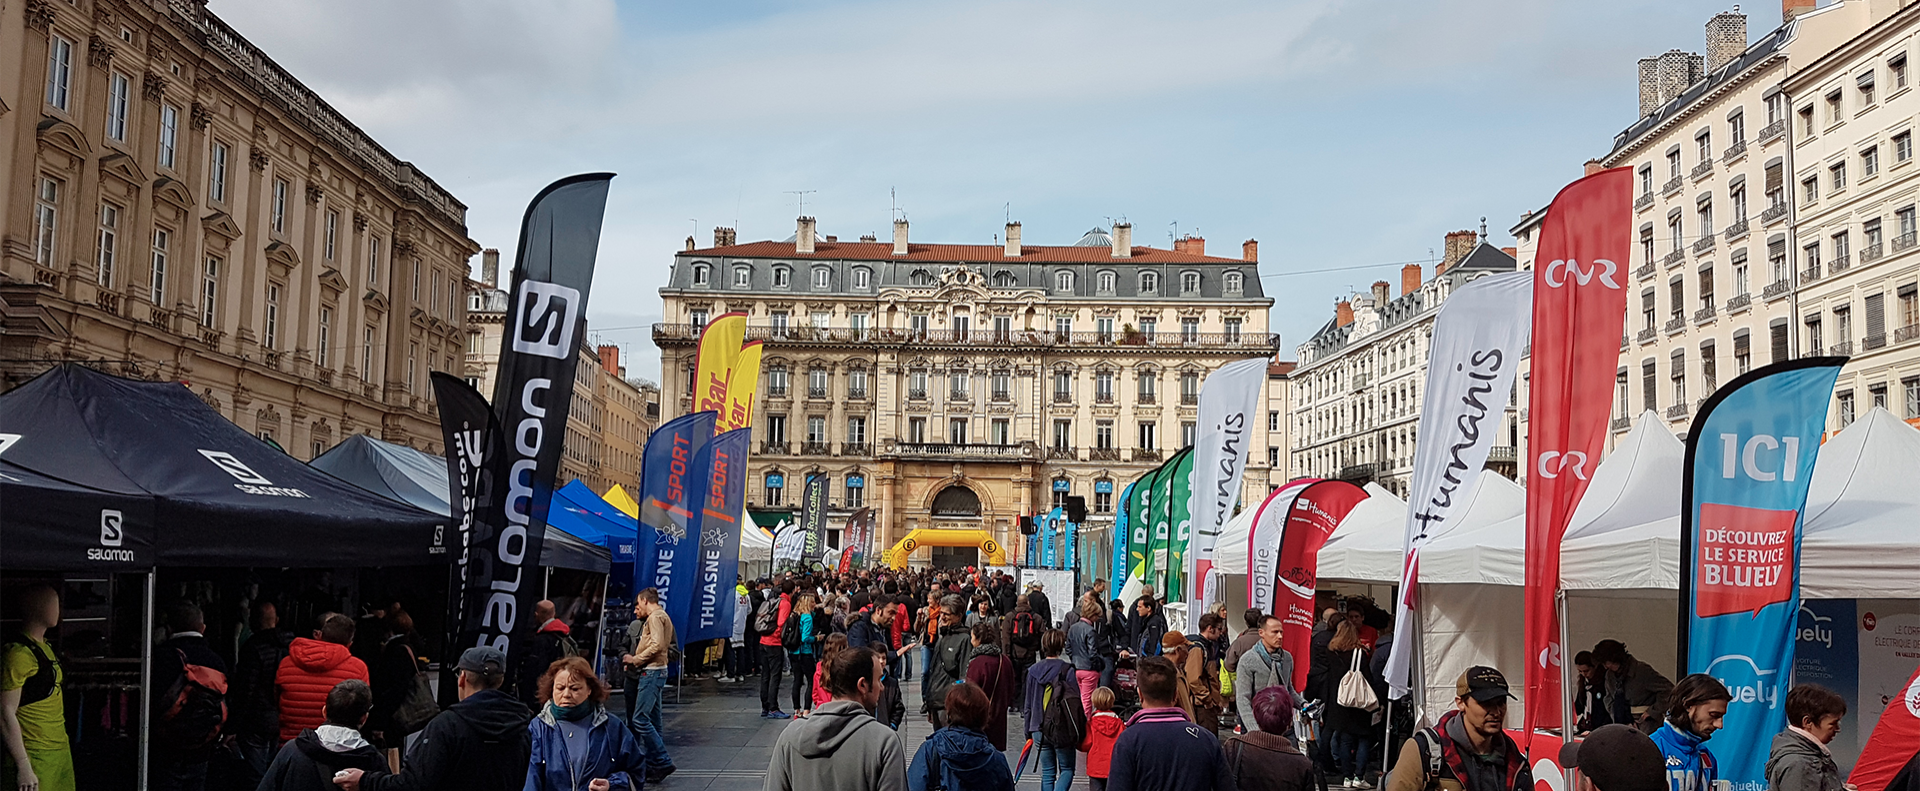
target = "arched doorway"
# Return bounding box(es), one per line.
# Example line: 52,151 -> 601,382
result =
931,485 -> 982,516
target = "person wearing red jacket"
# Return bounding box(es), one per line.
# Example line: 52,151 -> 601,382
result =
276,614 -> 370,743
1083,687 -> 1126,791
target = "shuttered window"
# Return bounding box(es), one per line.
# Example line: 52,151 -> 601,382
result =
1771,320 -> 1790,363
1866,292 -> 1887,348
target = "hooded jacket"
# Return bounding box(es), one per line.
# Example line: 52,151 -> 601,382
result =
363,688 -> 532,791
765,699 -> 907,791
908,727 -> 1015,791
1766,729 -> 1842,791
257,726 -> 387,791
1650,722 -> 1718,791
276,638 -> 371,742
1082,711 -> 1126,779
525,704 -> 647,791
1022,658 -> 1072,736
964,644 -> 1016,751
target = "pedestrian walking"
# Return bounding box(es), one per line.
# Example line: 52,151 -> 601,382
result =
1082,688 -> 1124,791
278,613 -> 370,744
1106,656 -> 1232,791
1067,599 -> 1106,713
764,646 -> 906,791
1234,614 -> 1296,734
620,587 -> 677,783
367,609 -> 423,750
1766,685 -> 1848,791
332,646 -> 532,791
2,585 -> 71,791
1222,687 -> 1314,791
514,600 -> 574,708
1384,667 -> 1530,791
1022,631 -> 1077,791
257,680 -> 384,791
812,634 -> 849,712
846,601 -> 910,729
923,596 -> 971,729
150,602 -> 229,791
524,656 -> 646,791
1126,598 -> 1167,659
908,683 -> 1016,791
1313,621 -> 1377,788
757,581 -> 794,718
964,622 -> 1017,752
1002,596 -> 1043,686
1650,674 -> 1731,791
784,592 -> 829,718
228,599 -> 294,786
729,580 -> 753,682
1026,584 -> 1054,627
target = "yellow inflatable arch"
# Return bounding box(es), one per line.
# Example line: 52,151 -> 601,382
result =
882,529 -> 1007,568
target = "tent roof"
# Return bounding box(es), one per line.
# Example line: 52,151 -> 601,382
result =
1409,470 -> 1528,585
1209,496 -> 1265,575
603,484 -> 639,518
309,434 -> 609,573
1316,483 -> 1408,583
0,459 -> 157,570
1801,407 -> 1920,598
0,365 -> 444,567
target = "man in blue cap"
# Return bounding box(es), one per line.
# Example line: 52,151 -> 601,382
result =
332,646 -> 531,791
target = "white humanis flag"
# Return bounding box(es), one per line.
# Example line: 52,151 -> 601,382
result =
1186,357 -> 1271,607
1383,271 -> 1531,700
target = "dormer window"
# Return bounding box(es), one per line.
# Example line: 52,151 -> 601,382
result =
773,266 -> 791,288
734,266 -> 751,287
1225,271 -> 1244,293
1181,271 -> 1201,294
1055,270 -> 1074,292
854,267 -> 871,289
993,271 -> 1018,287
812,267 -> 831,289
910,269 -> 934,286
1098,270 -> 1116,292
692,264 -> 710,286
1140,272 -> 1160,294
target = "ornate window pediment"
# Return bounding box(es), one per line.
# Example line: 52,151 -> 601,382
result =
152,176 -> 194,209
35,117 -> 90,159
100,151 -> 145,186
264,240 -> 301,278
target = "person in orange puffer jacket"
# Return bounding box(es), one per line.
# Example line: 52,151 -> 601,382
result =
275,613 -> 370,743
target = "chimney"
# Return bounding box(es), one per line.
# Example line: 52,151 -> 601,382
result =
1638,57 -> 1661,116
825,235 -> 837,243
597,344 -> 620,377
1706,9 -> 1748,73
1502,246 -> 1518,259
892,219 -> 909,256
795,217 -> 816,254
1584,159 -> 1604,176
1782,0 -> 1815,22
1440,230 -> 1478,273
684,236 -> 696,252
1004,221 -> 1022,258
1174,235 -> 1205,256
1111,222 -> 1132,258
1242,239 -> 1258,262
859,233 -> 877,242
1335,299 -> 1354,327
481,248 -> 499,288
1371,281 -> 1390,304
1401,263 -> 1422,296
713,226 -> 737,248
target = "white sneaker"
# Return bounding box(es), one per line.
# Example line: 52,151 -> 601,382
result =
1356,780 -> 1375,790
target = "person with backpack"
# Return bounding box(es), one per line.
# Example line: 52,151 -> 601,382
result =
1001,597 -> 1043,687
257,680 -> 385,791
1023,631 -> 1081,791
765,646 -> 906,791
368,609 -> 425,751
278,613 -> 370,745
229,600 -> 294,784
1383,667 -> 1531,791
333,646 -> 532,791
515,600 -> 575,709
909,683 -> 1015,791
151,602 -> 229,791
964,622 -> 1017,752
784,593 -> 830,718
2,585 -> 70,791
757,581 -> 794,718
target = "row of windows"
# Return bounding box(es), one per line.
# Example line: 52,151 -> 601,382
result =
1624,328 -> 1773,415
1801,133 -> 1916,205
1803,285 -> 1920,354
687,261 -> 1247,297
689,308 -> 1243,344
1800,50 -> 1912,141
762,412 -> 1196,453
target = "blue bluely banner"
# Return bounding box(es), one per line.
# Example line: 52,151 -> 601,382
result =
1053,506 -> 1072,570
688,427 -> 750,643
637,411 -> 718,643
1681,357 -> 1844,791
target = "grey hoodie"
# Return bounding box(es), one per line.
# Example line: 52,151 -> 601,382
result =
1765,729 -> 1843,791
765,699 -> 908,791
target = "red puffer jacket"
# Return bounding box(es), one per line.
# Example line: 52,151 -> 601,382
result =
275,637 -> 370,742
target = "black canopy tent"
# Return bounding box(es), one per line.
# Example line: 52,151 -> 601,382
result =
0,364 -> 450,789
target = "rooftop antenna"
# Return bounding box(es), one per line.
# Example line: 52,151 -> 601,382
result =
1169,220 -> 1180,244
785,190 -> 817,216
891,188 -> 902,222
1480,216 -> 1488,240
1004,202 -> 1011,224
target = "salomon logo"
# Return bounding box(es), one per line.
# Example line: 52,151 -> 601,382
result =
511,280 -> 582,360
199,449 -> 311,498
100,509 -> 123,546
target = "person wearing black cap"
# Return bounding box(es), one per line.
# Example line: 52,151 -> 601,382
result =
1384,666 -> 1531,791
1559,724 -> 1667,791
332,646 -> 532,791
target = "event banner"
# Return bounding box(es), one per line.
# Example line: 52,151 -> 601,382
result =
798,473 -> 828,564
773,520 -> 805,569
1166,448 -> 1196,601
1682,357 -> 1843,790
1128,464 -> 1162,580
1247,478 -> 1318,616
1062,506 -> 1078,571
1523,167 -> 1632,738
848,507 -> 873,570
471,174 -> 613,666
638,410 -> 717,640
688,427 -> 750,644
718,341 -> 764,433
1384,270 -> 1531,699
1041,508 -> 1059,569
1278,480 -> 1369,691
1187,357 -> 1268,607
1850,661 -> 1920,791
430,372 -> 507,700
1112,481 -> 1136,584
693,313 -> 747,420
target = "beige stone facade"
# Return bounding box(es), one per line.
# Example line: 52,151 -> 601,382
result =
655,220 -> 1278,566
0,0 -> 476,456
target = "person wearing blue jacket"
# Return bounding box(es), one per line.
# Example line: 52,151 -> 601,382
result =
1648,674 -> 1731,791
524,656 -> 647,791
909,682 -> 1014,791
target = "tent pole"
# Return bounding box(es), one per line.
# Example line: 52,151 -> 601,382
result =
1558,590 -> 1576,788
543,567 -> 552,600
1410,598 -> 1426,728
1380,698 -> 1392,775
138,569 -> 155,791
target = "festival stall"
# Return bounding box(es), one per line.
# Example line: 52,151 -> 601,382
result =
1315,484 -> 1410,586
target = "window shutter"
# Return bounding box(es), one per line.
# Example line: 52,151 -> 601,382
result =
1867,293 -> 1886,343
1771,322 -> 1790,362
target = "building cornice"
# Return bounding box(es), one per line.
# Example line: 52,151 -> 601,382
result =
1603,53 -> 1788,167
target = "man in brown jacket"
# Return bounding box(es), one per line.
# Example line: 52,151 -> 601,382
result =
621,588 -> 677,783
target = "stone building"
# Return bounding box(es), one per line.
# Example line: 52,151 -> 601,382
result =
0,0 -> 476,456
1290,231 -> 1521,496
654,219 -> 1279,567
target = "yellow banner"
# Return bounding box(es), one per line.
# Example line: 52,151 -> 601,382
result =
718,341 -> 763,433
692,313 -> 747,418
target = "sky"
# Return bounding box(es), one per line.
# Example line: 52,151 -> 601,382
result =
213,0 -> 1781,380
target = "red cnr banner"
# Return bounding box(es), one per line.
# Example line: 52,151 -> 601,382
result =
1523,167 -> 1633,741
1278,480 -> 1368,691
1850,664 -> 1920,791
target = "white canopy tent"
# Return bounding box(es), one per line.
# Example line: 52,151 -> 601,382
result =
739,520 -> 775,561
1210,497 -> 1265,576
1316,483 -> 1410,584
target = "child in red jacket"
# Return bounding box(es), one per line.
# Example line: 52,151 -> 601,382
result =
1082,686 -> 1126,791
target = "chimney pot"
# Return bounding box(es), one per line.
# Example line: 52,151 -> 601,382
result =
1706,9 -> 1748,72
1782,0 -> 1814,23
860,233 -> 877,242
481,248 -> 500,288
1112,222 -> 1132,258
1175,235 -> 1205,256
1584,159 -> 1604,176
796,216 -> 816,254
1336,300 -> 1354,327
1440,230 -> 1479,274
684,236 -> 696,252
1401,263 -> 1422,296
892,219 -> 909,256
713,226 -> 737,248
1004,221 -> 1022,258
1242,239 -> 1258,262
1372,280 -> 1390,304
597,345 -> 620,377
825,234 -> 837,243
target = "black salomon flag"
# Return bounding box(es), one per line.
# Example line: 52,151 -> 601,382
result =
431,372 -> 504,701
453,173 -> 612,666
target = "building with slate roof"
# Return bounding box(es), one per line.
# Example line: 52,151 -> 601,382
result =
654,218 -> 1278,567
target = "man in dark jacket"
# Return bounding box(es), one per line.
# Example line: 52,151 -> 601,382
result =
845,602 -> 908,728
333,647 -> 532,791
150,602 -> 230,791
1025,583 -> 1053,627
512,600 -> 571,707
1109,656 -> 1233,791
229,600 -> 294,785
922,596 -> 971,729
258,680 -> 385,791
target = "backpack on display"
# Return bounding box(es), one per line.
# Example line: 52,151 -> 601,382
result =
755,598 -> 780,634
157,648 -> 228,752
1039,670 -> 1087,747
3,636 -> 57,708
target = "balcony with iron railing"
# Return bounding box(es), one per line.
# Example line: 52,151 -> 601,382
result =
1621,334 -> 1630,351
1095,393 -> 1114,404
1637,261 -> 1658,281
1667,402 -> 1690,419
800,442 -> 833,456
1090,448 -> 1122,461
1486,446 -> 1517,464
808,386 -> 829,399
1759,119 -> 1787,143
1897,324 -> 1920,343
850,388 -> 870,400
1865,333 -> 1888,351
1861,243 -> 1885,264
1138,393 -> 1156,405
1612,416 -> 1633,431
1764,280 -> 1793,299
889,441 -> 1035,459
1831,341 -> 1854,356
1831,253 -> 1852,273
654,324 -> 1282,351
1762,203 -> 1790,224
1131,448 -> 1163,462
1637,327 -> 1659,344
1802,266 -> 1823,283
1724,219 -> 1749,242
1694,304 -> 1717,323
1726,293 -> 1752,313
1691,160 -> 1715,180
761,441 -> 790,455
1663,175 -> 1685,195
766,385 -> 790,399
841,443 -> 871,456
1693,235 -> 1716,255
1664,248 -> 1688,267
908,388 -> 927,400
1635,192 -> 1655,212
1049,446 -> 1079,460
1181,393 -> 1199,406
1664,315 -> 1688,335
1722,139 -> 1748,163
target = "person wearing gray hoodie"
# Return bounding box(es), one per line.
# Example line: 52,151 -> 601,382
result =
766,646 -> 907,791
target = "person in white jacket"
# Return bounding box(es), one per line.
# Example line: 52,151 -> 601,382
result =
726,578 -> 752,682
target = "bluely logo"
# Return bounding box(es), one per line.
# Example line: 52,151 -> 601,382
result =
1705,654 -> 1780,709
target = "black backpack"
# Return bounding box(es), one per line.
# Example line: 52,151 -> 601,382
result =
156,648 -> 228,752
754,597 -> 781,635
1009,613 -> 1042,653
1039,668 -> 1087,748
3,636 -> 57,708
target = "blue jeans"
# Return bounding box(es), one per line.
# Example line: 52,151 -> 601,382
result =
631,669 -> 674,770
1036,735 -> 1076,791
921,644 -> 935,681
1331,730 -> 1371,779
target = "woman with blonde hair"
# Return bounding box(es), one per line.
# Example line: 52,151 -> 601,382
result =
782,592 -> 830,717
525,656 -> 647,791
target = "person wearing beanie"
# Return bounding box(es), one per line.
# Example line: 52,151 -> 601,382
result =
1558,724 -> 1666,791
